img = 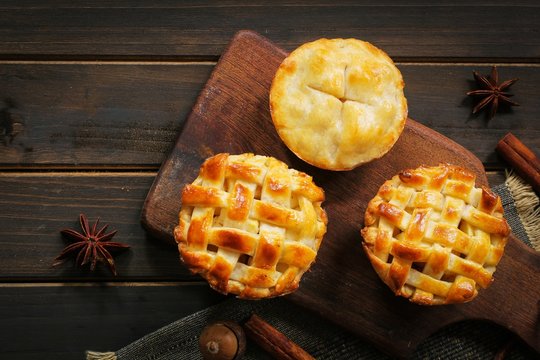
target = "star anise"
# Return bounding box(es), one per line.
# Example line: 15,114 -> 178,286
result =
466,66 -> 519,119
53,214 -> 130,275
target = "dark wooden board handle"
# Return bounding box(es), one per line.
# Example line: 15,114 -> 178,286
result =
141,30 -> 540,357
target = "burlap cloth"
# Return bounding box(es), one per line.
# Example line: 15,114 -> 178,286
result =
88,182 -> 539,359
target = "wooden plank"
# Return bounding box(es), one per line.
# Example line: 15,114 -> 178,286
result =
0,282 -> 224,359
400,64 -> 540,167
2,0 -> 536,7
0,62 -> 538,167
0,3 -> 539,60
0,172 -> 193,280
0,63 -> 213,166
140,31 -> 540,356
0,171 -> 506,280
0,282 -> 537,360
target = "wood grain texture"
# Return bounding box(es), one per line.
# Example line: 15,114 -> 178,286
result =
0,3 -> 538,360
0,63 -> 212,166
400,65 -> 540,167
1,63 -> 538,167
140,31 -> 540,356
0,2 -> 539,60
0,283 -> 224,359
0,283 -> 537,360
0,173 -> 196,280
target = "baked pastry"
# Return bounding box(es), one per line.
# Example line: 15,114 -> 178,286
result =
270,38 -> 407,171
174,153 -> 327,299
360,164 -> 510,305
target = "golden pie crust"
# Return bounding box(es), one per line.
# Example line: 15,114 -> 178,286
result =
270,38 -> 407,171
361,164 -> 510,305
174,153 -> 327,299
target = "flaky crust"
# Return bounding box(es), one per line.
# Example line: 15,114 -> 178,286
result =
270,38 -> 407,171
174,153 -> 327,299
360,164 -> 510,305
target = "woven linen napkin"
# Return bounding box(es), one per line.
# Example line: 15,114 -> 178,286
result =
87,176 -> 539,360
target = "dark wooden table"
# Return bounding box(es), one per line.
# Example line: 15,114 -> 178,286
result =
0,2 -> 538,359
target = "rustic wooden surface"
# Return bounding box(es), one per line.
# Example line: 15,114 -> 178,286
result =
0,2 -> 539,359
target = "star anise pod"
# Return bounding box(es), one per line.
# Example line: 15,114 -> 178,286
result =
466,66 -> 519,119
53,214 -> 130,275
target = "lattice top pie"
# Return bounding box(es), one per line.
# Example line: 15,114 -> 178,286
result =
174,153 -> 327,299
361,164 -> 510,305
270,38 -> 407,171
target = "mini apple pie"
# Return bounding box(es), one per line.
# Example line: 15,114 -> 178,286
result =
174,153 -> 327,299
361,164 -> 510,305
270,38 -> 407,171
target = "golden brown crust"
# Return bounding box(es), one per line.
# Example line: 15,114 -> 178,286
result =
175,153 -> 327,299
360,164 -> 510,305
270,38 -> 407,170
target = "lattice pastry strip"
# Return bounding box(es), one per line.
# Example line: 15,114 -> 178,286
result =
361,164 -> 510,305
175,153 -> 327,299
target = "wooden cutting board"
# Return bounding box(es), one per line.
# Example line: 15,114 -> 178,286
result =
141,30 -> 540,357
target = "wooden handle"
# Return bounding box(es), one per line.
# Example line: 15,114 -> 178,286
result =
469,235 -> 540,352
291,235 -> 540,357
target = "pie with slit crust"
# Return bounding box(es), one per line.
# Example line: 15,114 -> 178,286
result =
270,38 -> 407,171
